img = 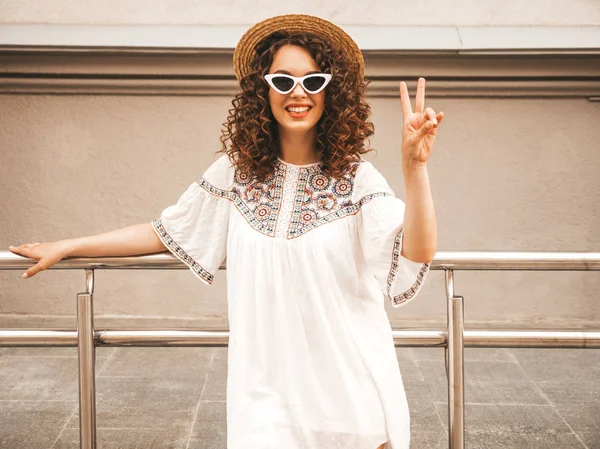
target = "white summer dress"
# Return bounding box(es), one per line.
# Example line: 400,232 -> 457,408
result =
151,154 -> 431,449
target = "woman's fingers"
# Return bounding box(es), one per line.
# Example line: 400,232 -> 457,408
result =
415,77 -> 426,114
424,107 -> 438,126
9,245 -> 23,254
10,241 -> 66,279
23,262 -> 46,279
399,81 -> 413,118
9,242 -> 38,252
8,243 -> 41,278
10,245 -> 29,254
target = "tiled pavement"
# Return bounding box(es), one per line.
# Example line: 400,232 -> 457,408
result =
0,346 -> 598,449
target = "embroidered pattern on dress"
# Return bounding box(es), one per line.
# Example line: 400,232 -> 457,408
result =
386,229 -> 431,306
151,218 -> 215,284
288,163 -> 356,238
198,169 -> 284,238
197,160 -> 392,239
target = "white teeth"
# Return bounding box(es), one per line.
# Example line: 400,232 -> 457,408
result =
286,107 -> 310,113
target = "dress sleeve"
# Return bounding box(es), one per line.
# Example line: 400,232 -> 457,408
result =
151,154 -> 233,286
354,161 -> 432,308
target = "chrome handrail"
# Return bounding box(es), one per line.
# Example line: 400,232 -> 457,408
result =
3,250 -> 600,270
1,250 -> 599,449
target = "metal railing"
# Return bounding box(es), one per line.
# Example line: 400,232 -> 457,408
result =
1,250 -> 599,449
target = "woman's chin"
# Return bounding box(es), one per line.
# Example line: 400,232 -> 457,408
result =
285,124 -> 316,133
279,119 -> 315,130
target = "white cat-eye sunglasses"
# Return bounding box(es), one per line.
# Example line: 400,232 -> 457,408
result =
264,73 -> 332,95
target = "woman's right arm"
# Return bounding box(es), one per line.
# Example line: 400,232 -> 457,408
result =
9,222 -> 167,279
63,222 -> 166,257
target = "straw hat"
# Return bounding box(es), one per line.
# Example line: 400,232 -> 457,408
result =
233,14 -> 364,83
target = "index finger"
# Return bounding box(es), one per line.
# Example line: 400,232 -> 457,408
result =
415,77 -> 425,113
399,81 -> 412,117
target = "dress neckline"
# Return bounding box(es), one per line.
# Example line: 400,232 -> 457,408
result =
276,157 -> 322,168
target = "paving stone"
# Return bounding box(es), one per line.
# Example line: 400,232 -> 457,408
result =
188,400 -> 227,449
396,348 -> 425,383
536,382 -> 600,405
578,431 -> 600,449
435,403 -> 574,434
53,427 -> 190,449
510,348 -> 600,384
395,348 -> 416,361
201,348 -> 227,400
65,377 -> 204,429
409,429 -> 447,449
98,347 -> 213,379
410,348 -> 445,362
0,356 -> 79,400
418,360 -> 548,404
412,347 -> 514,362
1,339 -> 599,447
405,382 -> 446,433
465,431 -> 586,448
554,402 -> 600,432
0,400 -> 75,449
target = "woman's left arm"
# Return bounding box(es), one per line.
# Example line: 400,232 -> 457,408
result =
401,164 -> 437,263
398,77 -> 444,264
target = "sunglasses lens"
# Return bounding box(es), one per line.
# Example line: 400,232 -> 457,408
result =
271,76 -> 295,92
303,75 -> 327,92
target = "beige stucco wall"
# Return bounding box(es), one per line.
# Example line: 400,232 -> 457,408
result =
1,93 -> 599,329
0,0 -> 599,329
0,0 -> 599,26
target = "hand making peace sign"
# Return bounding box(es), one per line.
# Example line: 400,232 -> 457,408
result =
400,77 -> 444,168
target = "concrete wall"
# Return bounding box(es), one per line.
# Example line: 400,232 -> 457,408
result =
1,1 -> 599,330
1,0 -> 599,26
2,92 -> 599,329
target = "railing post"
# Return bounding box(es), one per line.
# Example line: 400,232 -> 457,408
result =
445,269 -> 465,449
77,268 -> 96,449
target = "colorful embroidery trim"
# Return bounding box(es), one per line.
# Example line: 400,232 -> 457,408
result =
151,218 -> 215,284
197,161 -> 393,239
386,229 -> 431,306
288,191 -> 391,238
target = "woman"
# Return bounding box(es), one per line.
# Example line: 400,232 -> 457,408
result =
9,14 -> 442,449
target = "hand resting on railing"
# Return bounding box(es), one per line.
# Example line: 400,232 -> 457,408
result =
8,222 -> 167,279
8,241 -> 69,279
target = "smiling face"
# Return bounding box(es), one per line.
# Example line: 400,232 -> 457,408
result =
267,44 -> 326,135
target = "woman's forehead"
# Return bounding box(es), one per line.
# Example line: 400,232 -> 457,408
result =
273,69 -> 321,76
270,45 -> 319,74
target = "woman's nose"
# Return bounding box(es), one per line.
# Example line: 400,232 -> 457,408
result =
291,81 -> 307,96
